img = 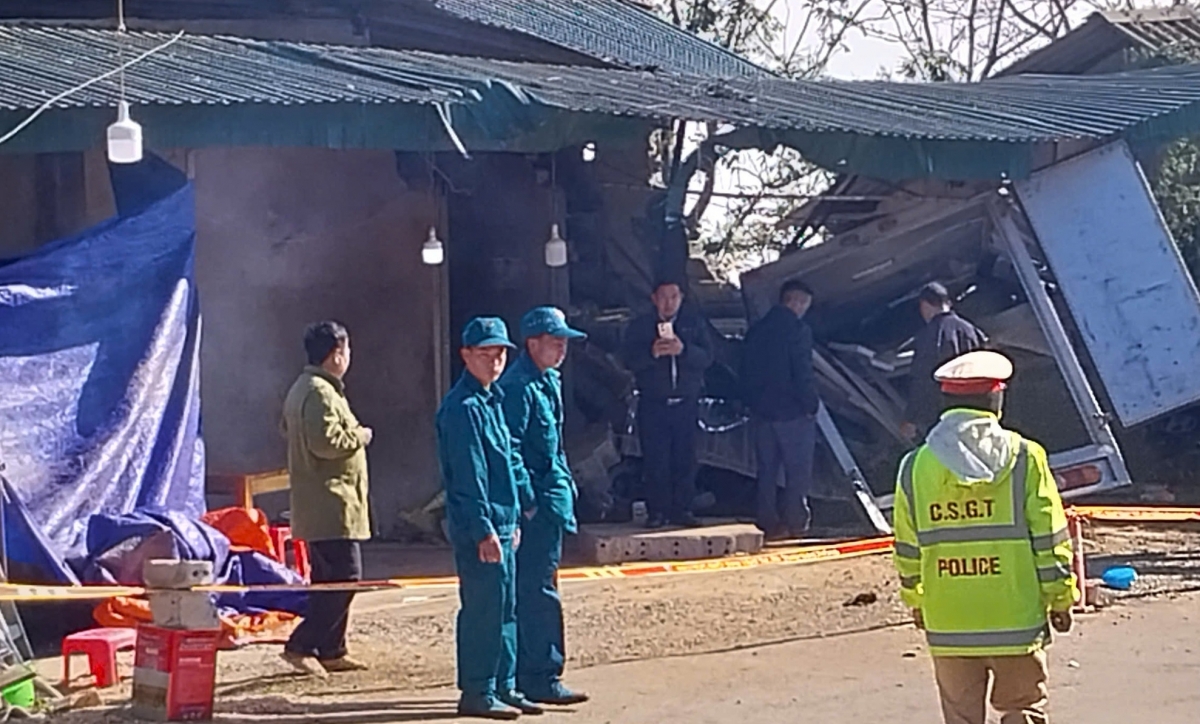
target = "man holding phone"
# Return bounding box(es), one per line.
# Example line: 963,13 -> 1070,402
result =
622,280 -> 714,528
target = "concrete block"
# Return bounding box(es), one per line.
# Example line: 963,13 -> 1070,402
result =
576,522 -> 764,565
147,591 -> 220,631
143,559 -> 213,590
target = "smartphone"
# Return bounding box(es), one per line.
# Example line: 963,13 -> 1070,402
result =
657,321 -> 676,339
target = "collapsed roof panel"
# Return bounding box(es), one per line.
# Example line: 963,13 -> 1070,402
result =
742,184 -> 996,337
998,8 -> 1200,78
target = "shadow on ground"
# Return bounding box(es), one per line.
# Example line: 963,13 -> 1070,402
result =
54,697 -> 464,724
211,695 -> 462,723
1087,546 -> 1200,587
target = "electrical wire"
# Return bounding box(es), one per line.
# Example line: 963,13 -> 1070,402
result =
0,30 -> 185,148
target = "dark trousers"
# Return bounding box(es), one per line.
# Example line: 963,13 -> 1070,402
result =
284,539 -> 362,660
516,513 -> 566,695
755,415 -> 816,534
639,398 -> 699,521
454,535 -> 518,700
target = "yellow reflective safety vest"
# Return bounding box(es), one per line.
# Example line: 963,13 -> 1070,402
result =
892,430 -> 1078,658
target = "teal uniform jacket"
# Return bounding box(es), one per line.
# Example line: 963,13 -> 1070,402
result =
437,371 -> 535,544
499,353 -> 577,533
436,370 -> 535,700
499,352 -> 576,692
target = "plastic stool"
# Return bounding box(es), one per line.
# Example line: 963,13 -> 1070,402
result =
61,628 -> 137,688
269,525 -> 311,582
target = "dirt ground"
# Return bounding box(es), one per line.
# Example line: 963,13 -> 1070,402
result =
40,522 -> 1200,722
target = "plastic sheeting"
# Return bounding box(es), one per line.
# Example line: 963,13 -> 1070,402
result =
81,510 -> 306,615
0,155 -> 205,583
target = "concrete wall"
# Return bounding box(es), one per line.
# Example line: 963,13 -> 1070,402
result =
0,155 -> 39,260
0,152 -> 100,260
190,147 -> 442,533
0,146 -> 444,536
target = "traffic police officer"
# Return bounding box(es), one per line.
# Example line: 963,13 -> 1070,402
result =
892,350 -> 1077,724
499,307 -> 590,706
437,317 -> 539,720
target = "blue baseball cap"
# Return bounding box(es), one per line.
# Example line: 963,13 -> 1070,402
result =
520,306 -> 587,341
461,317 -> 516,349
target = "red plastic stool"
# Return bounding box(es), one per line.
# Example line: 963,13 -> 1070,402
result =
61,627 -> 138,688
269,525 -> 311,582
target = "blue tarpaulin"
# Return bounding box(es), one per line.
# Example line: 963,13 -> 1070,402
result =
0,155 -> 205,584
82,510 -> 305,614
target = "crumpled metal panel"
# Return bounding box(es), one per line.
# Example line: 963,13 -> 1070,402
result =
1016,141 -> 1200,426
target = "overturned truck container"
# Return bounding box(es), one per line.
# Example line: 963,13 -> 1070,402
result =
742,140 -> 1200,512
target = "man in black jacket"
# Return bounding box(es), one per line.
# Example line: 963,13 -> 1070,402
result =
900,282 -> 987,441
742,280 -> 819,539
622,280 -> 714,528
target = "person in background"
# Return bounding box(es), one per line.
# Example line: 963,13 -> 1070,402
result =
621,280 -> 714,529
437,317 -> 540,720
742,279 -> 819,540
499,307 -> 591,707
893,350 -> 1076,724
280,320 -> 372,678
901,282 -> 987,442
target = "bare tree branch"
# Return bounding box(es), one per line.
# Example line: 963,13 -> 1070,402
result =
966,0 -> 980,77
979,0 -> 1009,79
1006,1 -> 1059,40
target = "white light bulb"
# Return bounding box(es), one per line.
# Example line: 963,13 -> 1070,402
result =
107,100 -> 143,164
422,227 -> 445,266
582,142 -> 596,163
545,224 -> 568,268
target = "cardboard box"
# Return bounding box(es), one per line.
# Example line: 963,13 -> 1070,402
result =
131,625 -> 219,722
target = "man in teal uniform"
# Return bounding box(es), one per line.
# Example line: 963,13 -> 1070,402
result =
500,307 -> 591,706
437,317 -> 539,720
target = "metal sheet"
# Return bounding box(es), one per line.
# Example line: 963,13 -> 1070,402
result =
1016,141 -> 1200,426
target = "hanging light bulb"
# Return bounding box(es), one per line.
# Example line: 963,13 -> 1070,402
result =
107,100 -> 143,164
545,224 -> 568,268
581,142 -> 596,163
422,226 -> 445,266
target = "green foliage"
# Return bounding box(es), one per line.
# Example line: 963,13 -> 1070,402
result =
1134,42 -> 1200,281
1153,137 -> 1200,279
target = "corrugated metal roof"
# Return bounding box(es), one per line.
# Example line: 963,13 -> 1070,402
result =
0,25 -> 475,110
429,0 -> 767,77
415,54 -> 1200,143
13,25 -> 1200,144
7,25 -> 1200,180
998,8 -> 1200,77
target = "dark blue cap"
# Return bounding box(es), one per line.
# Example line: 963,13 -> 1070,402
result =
520,306 -> 587,341
461,317 -> 516,349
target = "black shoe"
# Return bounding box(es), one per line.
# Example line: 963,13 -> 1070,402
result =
674,512 -> 702,528
647,514 -> 667,529
499,691 -> 545,715
525,681 -> 590,706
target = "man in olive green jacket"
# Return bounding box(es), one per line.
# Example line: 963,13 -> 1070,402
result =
280,320 -> 372,678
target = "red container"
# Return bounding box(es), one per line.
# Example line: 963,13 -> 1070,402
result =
131,625 -> 219,722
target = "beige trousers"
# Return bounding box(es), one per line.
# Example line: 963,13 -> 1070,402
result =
933,650 -> 1049,724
